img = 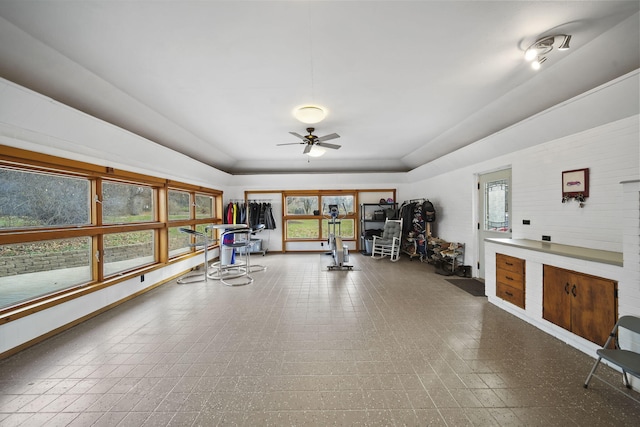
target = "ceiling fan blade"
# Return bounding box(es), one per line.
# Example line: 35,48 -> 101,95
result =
317,142 -> 341,150
277,142 -> 304,146
316,133 -> 340,142
289,131 -> 306,140
303,144 -> 312,154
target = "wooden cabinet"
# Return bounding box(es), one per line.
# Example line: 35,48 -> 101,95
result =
543,265 -> 617,346
496,254 -> 525,308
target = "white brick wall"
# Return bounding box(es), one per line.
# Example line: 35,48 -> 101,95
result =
514,118 -> 639,251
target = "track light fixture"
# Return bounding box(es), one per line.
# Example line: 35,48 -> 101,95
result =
524,34 -> 571,70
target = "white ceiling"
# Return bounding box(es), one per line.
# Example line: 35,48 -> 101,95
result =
0,1 -> 638,175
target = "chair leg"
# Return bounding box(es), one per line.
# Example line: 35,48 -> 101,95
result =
622,370 -> 631,389
584,357 -> 602,388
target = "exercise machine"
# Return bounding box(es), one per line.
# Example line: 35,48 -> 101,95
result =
325,204 -> 353,271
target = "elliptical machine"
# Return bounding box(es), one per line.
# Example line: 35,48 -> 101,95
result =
325,204 -> 353,271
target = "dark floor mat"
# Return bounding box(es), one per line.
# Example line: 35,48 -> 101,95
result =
446,278 -> 486,297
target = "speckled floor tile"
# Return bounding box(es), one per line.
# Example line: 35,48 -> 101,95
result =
1,253 -> 639,426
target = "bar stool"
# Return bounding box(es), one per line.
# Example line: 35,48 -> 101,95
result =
218,228 -> 254,286
176,228 -> 210,284
206,224 -> 249,282
247,224 -> 267,272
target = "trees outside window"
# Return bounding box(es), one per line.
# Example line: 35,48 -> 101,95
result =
283,192 -> 356,241
0,150 -> 222,313
0,167 -> 89,229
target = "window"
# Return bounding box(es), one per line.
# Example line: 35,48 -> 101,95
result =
286,219 -> 320,239
168,226 -> 192,257
322,219 -> 355,239
1,147 -> 223,315
0,167 -> 90,229
103,230 -> 155,276
166,188 -> 220,260
195,194 -> 214,219
321,195 -> 354,215
103,181 -> 154,224
168,190 -> 191,220
0,237 -> 92,309
283,191 -> 356,242
484,179 -> 509,232
286,196 -> 318,215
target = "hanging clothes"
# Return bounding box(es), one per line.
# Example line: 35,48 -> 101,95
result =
247,201 -> 276,229
399,200 -> 427,258
263,203 -> 276,230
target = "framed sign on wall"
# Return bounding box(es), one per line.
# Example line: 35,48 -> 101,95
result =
562,168 -> 589,198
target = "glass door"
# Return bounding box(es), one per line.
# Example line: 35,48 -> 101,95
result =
477,169 -> 512,279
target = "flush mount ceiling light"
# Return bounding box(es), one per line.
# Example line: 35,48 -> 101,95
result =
293,105 -> 327,124
524,34 -> 571,70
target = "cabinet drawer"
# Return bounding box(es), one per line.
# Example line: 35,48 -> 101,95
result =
496,268 -> 524,290
496,283 -> 524,308
496,253 -> 524,274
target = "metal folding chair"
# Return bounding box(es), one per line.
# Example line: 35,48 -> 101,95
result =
584,315 -> 640,401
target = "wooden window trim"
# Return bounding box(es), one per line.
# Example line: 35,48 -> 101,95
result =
0,145 -> 224,324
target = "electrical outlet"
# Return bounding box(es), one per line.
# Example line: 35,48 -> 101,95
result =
542,235 -> 551,241
140,274 -> 145,282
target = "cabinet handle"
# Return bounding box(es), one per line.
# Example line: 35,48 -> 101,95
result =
571,284 -> 577,297
565,283 -> 570,295
505,262 -> 513,266
505,276 -> 513,281
505,291 -> 513,297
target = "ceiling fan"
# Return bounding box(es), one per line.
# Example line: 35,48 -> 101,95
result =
277,127 -> 341,155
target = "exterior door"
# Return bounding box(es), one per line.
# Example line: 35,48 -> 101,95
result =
478,169 -> 512,279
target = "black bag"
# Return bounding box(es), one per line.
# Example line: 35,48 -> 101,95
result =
423,200 -> 436,222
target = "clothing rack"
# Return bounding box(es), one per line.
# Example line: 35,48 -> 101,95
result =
399,198 -> 434,261
227,198 -> 273,203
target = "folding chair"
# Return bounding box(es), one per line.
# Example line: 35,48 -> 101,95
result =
584,315 -> 640,399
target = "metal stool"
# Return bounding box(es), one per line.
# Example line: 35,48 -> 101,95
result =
206,224 -> 248,282
218,228 -> 254,286
176,228 -> 210,284
248,224 -> 267,272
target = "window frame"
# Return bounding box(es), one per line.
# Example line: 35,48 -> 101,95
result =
0,146 -> 222,321
282,190 -> 357,243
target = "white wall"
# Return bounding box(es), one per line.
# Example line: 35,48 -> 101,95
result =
0,78 -> 233,355
0,78 -> 233,189
399,72 -> 639,276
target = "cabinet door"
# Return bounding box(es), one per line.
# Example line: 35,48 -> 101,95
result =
543,265 -> 571,330
571,274 -> 617,346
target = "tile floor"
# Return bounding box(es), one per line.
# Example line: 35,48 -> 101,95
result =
0,253 -> 639,426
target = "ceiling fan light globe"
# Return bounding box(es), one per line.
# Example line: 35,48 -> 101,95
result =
294,106 -> 326,124
306,146 -> 326,157
524,48 -> 538,61
531,59 -> 542,70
